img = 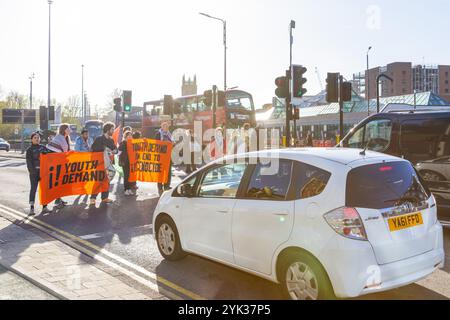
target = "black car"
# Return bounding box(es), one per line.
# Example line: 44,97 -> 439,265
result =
339,110 -> 450,217
0,138 -> 10,152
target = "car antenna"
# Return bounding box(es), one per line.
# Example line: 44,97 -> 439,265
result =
360,138 -> 373,156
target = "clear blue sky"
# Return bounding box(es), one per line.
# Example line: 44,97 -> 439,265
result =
0,0 -> 449,110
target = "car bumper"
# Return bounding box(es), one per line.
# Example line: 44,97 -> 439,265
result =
318,223 -> 445,299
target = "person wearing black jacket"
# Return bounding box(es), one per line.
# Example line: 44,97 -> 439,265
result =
155,122 -> 174,196
89,122 -> 118,205
119,131 -> 134,196
26,132 -> 50,215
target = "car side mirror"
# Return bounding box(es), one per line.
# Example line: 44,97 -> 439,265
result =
177,184 -> 193,198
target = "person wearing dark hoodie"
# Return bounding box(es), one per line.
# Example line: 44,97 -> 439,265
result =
26,132 -> 51,216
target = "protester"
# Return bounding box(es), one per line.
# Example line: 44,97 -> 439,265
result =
305,131 -> 314,147
74,128 -> 92,152
123,126 -> 132,134
90,122 -> 118,205
155,122 -> 174,196
210,126 -> 226,161
45,124 -> 71,208
119,131 -> 134,196
243,123 -> 251,153
129,131 -> 141,192
26,132 -> 51,216
47,123 -> 71,153
132,131 -> 141,139
185,129 -> 202,173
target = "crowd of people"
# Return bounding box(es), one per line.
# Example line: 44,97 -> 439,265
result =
25,121 -> 283,216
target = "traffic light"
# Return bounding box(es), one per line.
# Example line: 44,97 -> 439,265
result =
326,73 -> 339,103
293,108 -> 300,120
163,95 -> 174,115
39,106 -> 48,130
341,82 -> 352,102
48,106 -> 55,121
123,90 -> 132,112
275,76 -> 289,99
217,91 -> 226,107
292,65 -> 307,98
204,90 -> 213,107
113,98 -> 122,112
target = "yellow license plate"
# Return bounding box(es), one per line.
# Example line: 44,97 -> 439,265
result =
388,212 -> 424,232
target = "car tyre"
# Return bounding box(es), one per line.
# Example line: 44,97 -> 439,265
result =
155,215 -> 187,261
279,251 -> 335,300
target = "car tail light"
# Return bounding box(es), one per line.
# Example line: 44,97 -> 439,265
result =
324,207 -> 367,241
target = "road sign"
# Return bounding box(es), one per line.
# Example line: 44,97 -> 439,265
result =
2,109 -> 36,124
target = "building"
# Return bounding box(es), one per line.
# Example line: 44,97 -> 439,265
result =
257,91 -> 449,143
181,75 -> 197,96
352,62 -> 450,103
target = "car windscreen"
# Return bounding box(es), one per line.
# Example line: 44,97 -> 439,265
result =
346,161 -> 430,209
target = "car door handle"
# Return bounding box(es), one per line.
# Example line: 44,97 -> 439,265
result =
273,211 -> 289,216
217,210 -> 229,214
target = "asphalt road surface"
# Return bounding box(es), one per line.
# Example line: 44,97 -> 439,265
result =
0,156 -> 449,300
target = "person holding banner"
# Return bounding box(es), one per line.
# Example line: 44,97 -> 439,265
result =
90,122 -> 118,205
74,128 -> 93,152
119,131 -> 134,196
45,124 -> 71,208
26,132 -> 51,216
155,122 -> 174,196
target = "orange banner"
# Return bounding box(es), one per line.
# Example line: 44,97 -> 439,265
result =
39,151 -> 109,205
127,139 -> 172,184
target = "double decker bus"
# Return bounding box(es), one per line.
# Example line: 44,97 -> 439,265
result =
142,89 -> 256,139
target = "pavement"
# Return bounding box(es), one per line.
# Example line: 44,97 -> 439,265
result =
0,215 -> 157,300
0,265 -> 57,300
0,156 -> 449,300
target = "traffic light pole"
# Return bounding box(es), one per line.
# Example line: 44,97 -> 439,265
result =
212,85 -> 217,129
339,75 -> 344,141
285,69 -> 291,148
288,21 -> 295,147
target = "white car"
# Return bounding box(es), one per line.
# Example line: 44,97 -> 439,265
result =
153,148 -> 445,300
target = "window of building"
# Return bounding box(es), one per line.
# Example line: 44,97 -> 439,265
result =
445,89 -> 449,93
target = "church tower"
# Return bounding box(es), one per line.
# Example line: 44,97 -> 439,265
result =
182,74 -> 198,96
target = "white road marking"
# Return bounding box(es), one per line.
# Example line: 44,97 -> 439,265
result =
0,203 -> 203,300
79,224 -> 153,240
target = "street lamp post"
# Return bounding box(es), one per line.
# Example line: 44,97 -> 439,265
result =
47,0 -> 53,130
366,46 -> 372,116
376,74 -> 394,113
29,73 -> 35,109
199,12 -> 227,92
81,64 -> 84,124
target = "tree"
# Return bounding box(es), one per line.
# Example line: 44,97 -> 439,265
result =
5,91 -> 28,109
61,95 -> 82,127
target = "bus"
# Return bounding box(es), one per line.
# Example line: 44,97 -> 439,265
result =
84,120 -> 104,140
142,89 -> 256,139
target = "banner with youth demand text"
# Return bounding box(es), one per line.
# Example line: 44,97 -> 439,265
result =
127,139 -> 172,184
39,151 -> 109,205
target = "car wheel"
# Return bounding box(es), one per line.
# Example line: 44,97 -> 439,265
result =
155,215 -> 186,261
279,251 -> 335,300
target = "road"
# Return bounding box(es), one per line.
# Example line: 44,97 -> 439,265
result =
0,156 -> 449,300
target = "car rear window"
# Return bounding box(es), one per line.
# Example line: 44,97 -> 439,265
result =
346,161 -> 430,209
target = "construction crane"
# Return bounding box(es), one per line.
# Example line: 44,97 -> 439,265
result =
315,67 -> 324,91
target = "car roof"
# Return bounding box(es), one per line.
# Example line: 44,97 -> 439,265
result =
368,111 -> 450,120
220,148 -> 402,166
